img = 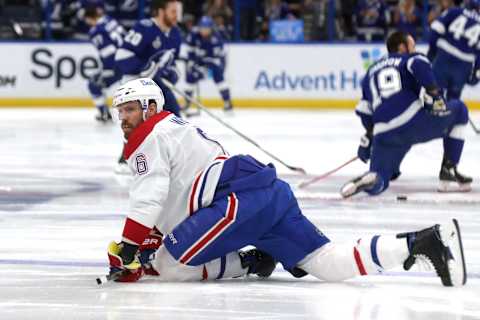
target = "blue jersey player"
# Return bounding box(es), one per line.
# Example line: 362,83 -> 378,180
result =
183,16 -> 233,115
342,31 -> 472,197
114,0 -> 182,117
84,0 -> 125,122
427,0 -> 480,100
103,78 -> 466,287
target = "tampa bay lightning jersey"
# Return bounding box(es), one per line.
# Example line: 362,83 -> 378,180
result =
185,28 -> 226,66
89,15 -> 125,72
355,53 -> 437,136
114,18 -> 182,76
428,7 -> 480,64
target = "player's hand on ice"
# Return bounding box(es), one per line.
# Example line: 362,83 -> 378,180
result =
357,133 -> 372,163
424,93 -> 450,117
107,241 -> 144,282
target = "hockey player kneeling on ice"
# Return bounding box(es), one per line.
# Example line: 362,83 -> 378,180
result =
341,31 -> 472,198
106,77 -> 466,286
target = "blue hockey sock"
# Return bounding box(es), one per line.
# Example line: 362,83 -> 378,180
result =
98,105 -> 107,114
443,137 -> 464,165
220,88 -> 231,104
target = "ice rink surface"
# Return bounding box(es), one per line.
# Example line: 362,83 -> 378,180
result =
1,108 -> 479,320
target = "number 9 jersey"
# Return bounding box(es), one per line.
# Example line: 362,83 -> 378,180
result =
355,53 -> 437,136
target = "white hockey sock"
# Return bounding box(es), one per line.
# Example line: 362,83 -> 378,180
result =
298,236 -> 409,282
93,95 -> 107,109
204,251 -> 247,279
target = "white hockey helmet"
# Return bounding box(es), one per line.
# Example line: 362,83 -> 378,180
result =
112,78 -> 165,119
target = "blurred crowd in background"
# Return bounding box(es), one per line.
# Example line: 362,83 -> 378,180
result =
0,0 -> 467,42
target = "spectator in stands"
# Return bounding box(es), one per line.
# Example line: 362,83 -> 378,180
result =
265,0 -> 292,21
213,13 -> 232,40
392,0 -> 421,39
339,0 -> 356,39
428,0 -> 454,24
302,0 -> 328,41
203,0 -> 233,25
354,0 -> 389,41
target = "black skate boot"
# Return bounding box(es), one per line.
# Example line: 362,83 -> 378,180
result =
438,158 -> 472,192
239,249 -> 277,278
340,172 -> 379,198
397,219 -> 466,286
223,101 -> 233,113
95,108 -> 113,123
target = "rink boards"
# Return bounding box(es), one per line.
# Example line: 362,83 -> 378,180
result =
1,42 -> 480,109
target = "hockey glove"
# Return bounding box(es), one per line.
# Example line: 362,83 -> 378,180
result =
357,132 -> 372,163
158,65 -> 180,84
108,241 -> 143,282
138,228 -> 163,275
424,93 -> 450,117
89,72 -> 105,87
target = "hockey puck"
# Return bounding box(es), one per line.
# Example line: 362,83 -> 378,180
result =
396,195 -> 408,201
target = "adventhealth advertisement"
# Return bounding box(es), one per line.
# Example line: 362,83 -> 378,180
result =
0,43 -> 479,108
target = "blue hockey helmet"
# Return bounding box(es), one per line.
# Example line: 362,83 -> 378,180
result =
466,0 -> 480,10
198,16 -> 214,29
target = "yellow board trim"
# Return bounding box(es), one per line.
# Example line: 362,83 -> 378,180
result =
1,97 -> 480,110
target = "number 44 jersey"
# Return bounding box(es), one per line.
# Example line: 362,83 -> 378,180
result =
121,111 -> 228,246
355,53 -> 437,136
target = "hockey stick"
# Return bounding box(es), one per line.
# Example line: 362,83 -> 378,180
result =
163,79 -> 307,174
468,117 -> 480,134
96,270 -> 128,285
297,156 -> 359,189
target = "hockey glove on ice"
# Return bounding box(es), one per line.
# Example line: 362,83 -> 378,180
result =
108,241 -> 143,282
357,132 -> 372,163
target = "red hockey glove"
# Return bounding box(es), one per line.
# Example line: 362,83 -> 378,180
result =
108,241 -> 144,282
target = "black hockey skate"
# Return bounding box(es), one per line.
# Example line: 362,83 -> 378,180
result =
95,109 -> 113,123
340,172 -> 379,198
223,102 -> 234,113
438,158 -> 472,192
239,249 -> 277,278
397,219 -> 466,287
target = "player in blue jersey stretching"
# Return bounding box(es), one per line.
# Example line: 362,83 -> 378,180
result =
183,16 -> 234,115
341,31 -> 472,197
428,0 -> 480,101
84,0 -> 125,122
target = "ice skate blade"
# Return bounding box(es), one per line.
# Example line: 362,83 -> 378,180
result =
340,172 -> 377,198
440,219 -> 467,287
437,181 -> 472,193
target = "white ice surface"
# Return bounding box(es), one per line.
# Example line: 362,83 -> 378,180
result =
1,108 -> 479,320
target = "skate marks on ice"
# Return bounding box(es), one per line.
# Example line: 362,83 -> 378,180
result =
1,265 -> 480,320
283,174 -> 480,206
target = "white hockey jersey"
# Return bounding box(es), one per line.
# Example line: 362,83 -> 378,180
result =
121,111 -> 227,246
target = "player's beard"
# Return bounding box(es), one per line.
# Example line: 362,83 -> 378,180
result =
163,15 -> 177,28
121,120 -> 134,139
